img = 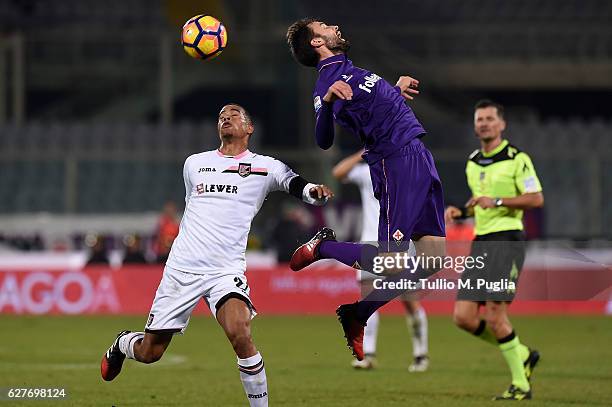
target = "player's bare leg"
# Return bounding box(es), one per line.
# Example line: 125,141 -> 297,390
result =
402,299 -> 429,372
453,300 -> 481,334
484,301 -> 512,338
454,300 -> 539,400
100,331 -> 172,381
413,235 -> 447,264
454,300 -> 518,349
217,298 -> 257,357
132,332 -> 173,363
217,298 -> 268,406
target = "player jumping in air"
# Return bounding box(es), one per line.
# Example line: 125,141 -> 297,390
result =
286,19 -> 446,360
100,104 -> 333,407
333,150 -> 430,372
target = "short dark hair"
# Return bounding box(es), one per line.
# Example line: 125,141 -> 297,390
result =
474,99 -> 505,119
286,18 -> 319,67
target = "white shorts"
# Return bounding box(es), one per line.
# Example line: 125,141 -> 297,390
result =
145,265 -> 256,334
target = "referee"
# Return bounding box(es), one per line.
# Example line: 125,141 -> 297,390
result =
445,100 -> 544,401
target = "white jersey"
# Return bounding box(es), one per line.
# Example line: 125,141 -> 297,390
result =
346,163 -> 415,282
346,163 -> 379,242
167,149 -> 321,275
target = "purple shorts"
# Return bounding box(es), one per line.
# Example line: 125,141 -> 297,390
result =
368,138 -> 446,252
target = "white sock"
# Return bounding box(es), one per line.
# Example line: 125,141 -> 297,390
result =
237,352 -> 268,407
118,332 -> 144,360
363,311 -> 380,356
606,299 -> 612,315
407,307 -> 428,357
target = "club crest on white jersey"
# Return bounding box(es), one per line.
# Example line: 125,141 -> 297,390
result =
166,149 -> 299,275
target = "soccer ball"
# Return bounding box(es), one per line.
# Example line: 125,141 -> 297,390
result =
181,15 -> 227,60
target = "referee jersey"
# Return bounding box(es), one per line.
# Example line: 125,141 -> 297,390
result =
466,139 -> 542,236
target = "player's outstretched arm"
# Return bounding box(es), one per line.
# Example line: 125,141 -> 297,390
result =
332,149 -> 365,181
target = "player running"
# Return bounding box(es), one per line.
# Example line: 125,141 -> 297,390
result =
100,104 -> 333,407
333,150 -> 429,372
286,19 -> 446,360
446,100 -> 543,400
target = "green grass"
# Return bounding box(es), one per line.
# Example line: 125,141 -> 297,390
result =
0,315 -> 611,406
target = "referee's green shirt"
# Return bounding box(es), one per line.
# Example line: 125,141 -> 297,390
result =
466,139 -> 542,236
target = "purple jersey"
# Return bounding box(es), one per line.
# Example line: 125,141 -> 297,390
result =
314,54 -> 426,164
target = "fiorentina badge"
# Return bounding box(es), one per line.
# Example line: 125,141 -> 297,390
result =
392,229 -> 404,245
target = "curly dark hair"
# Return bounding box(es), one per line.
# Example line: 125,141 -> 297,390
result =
286,18 -> 319,67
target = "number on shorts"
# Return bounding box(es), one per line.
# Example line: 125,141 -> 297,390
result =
233,276 -> 249,292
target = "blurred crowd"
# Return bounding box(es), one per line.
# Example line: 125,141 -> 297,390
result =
85,201 -> 181,265
0,199 -> 322,266
0,201 -> 182,266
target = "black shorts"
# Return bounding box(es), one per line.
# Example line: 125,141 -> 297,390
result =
456,230 -> 526,303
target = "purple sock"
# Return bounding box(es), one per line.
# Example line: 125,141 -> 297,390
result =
319,241 -> 377,269
355,265 -> 435,322
318,241 -> 425,323
355,301 -> 388,323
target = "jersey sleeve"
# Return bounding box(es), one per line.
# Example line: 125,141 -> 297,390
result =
314,98 -> 335,150
183,156 -> 194,204
268,159 -> 298,193
514,152 -> 543,194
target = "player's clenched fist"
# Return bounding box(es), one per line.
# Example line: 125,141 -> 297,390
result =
309,184 -> 334,201
323,80 -> 353,102
395,75 -> 420,100
444,205 -> 462,224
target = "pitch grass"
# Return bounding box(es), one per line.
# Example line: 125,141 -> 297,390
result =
0,315 -> 611,406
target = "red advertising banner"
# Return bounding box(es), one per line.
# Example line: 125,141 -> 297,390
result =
0,265 -> 607,315
0,266 -> 162,315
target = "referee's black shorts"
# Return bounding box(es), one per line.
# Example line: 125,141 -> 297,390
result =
456,230 -> 526,303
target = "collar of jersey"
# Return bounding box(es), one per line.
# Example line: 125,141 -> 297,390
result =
317,54 -> 347,72
481,139 -> 508,158
216,149 -> 251,159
